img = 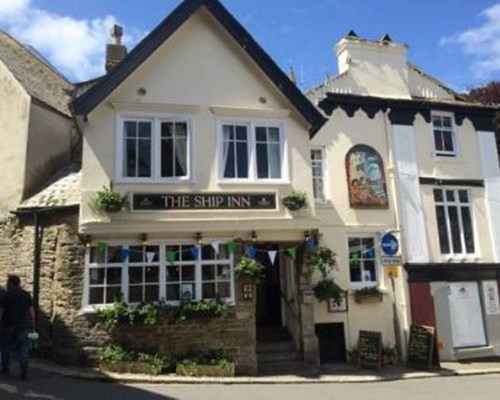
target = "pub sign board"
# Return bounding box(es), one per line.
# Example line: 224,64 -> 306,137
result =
132,193 -> 277,211
407,325 -> 439,371
358,330 -> 383,369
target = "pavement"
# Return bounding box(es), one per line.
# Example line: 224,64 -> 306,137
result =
28,358 -> 500,384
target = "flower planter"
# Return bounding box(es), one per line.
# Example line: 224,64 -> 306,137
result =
100,361 -> 155,375
354,293 -> 383,304
176,363 -> 235,377
103,203 -> 124,213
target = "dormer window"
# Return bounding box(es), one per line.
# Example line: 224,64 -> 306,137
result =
432,113 -> 457,157
117,115 -> 190,182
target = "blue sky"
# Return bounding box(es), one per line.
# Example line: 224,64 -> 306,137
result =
0,0 -> 499,91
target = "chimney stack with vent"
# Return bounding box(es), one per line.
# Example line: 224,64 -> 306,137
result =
105,25 -> 127,72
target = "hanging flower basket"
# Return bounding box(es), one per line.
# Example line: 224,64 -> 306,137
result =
90,186 -> 128,214
282,190 -> 308,211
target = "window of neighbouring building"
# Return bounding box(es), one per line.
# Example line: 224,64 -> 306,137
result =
311,148 -> 326,201
119,116 -> 190,181
220,120 -> 286,182
84,242 -> 234,307
434,188 -> 475,256
432,113 -> 457,157
348,237 -> 378,286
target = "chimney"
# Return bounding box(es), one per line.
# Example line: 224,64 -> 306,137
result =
334,33 -> 411,99
105,25 -> 127,72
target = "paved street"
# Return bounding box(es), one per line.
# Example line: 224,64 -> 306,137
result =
2,371 -> 500,399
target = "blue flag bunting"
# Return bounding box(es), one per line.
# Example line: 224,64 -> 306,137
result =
247,246 -> 257,258
189,247 -> 199,260
121,248 -> 130,262
306,238 -> 316,252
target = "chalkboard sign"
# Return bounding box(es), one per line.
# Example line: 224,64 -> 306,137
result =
407,325 -> 436,370
358,330 -> 383,369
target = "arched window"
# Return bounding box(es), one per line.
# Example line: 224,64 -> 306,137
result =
345,145 -> 388,209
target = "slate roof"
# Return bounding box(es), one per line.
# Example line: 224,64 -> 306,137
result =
0,30 -> 73,117
18,163 -> 81,211
73,0 -> 326,135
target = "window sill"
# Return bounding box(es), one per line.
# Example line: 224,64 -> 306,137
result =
114,178 -> 196,185
218,180 -> 291,186
439,255 -> 481,263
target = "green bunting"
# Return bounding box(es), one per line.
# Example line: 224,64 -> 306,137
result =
166,251 -> 178,265
286,247 -> 297,260
226,241 -> 237,254
97,241 -> 107,255
350,254 -> 361,266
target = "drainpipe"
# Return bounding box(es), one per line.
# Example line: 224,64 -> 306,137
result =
33,211 -> 43,329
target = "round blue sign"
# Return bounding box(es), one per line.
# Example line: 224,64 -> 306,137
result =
381,233 -> 399,256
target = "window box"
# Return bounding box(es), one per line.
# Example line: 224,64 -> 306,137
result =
176,362 -> 235,377
353,288 -> 383,304
100,361 -> 154,375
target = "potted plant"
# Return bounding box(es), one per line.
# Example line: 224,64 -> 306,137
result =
310,245 -> 337,278
90,186 -> 128,213
313,278 -> 343,304
234,257 -> 264,284
282,190 -> 308,211
353,287 -> 384,304
99,345 -> 170,375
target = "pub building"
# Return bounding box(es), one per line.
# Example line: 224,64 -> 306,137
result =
71,0 -> 326,375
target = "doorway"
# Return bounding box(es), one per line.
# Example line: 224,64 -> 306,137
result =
315,323 -> 347,363
255,244 -> 282,328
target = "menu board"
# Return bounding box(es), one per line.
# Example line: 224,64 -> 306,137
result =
358,330 -> 382,369
407,325 -> 435,370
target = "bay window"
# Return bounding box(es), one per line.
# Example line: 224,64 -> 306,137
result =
119,115 -> 190,181
434,188 -> 475,256
84,242 -> 234,308
220,120 -> 286,181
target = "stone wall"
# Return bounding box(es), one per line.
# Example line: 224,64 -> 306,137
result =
0,211 -> 257,374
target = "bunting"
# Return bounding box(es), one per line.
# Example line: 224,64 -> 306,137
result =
211,241 -> 220,255
146,251 -> 156,264
306,238 -> 316,252
189,247 -> 199,260
287,247 -> 297,260
166,251 -> 178,265
226,241 -> 237,254
247,246 -> 257,258
268,250 -> 278,265
97,241 -> 107,255
120,248 -> 130,262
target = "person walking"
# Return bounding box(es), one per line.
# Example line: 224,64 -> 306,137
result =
0,275 -> 35,380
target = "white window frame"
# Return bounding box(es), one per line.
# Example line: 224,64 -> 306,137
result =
115,113 -> 192,183
431,111 -> 458,158
217,118 -> 289,184
433,187 -> 478,259
82,240 -> 235,312
311,147 -> 327,202
347,234 -> 380,289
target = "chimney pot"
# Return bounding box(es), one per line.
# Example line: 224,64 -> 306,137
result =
106,24 -> 127,72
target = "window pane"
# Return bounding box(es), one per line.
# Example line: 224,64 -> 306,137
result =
459,190 -> 469,203
433,189 -> 443,203
433,116 -> 442,128
89,287 -> 104,305
442,117 -> 452,128
166,266 -> 180,282
125,138 -> 137,177
182,265 -> 196,281
236,126 -> 247,141
125,121 -> 137,138
268,127 -> 280,142
145,266 -> 159,283
107,247 -> 123,263
256,127 -> 267,142
236,141 -> 248,178
181,245 -> 197,261
202,246 -> 216,260
436,206 -> 450,254
448,206 -> 462,253
446,190 -> 455,202
138,122 -> 151,138
145,286 -> 159,302
268,143 -> 281,178
461,207 -> 475,254
107,268 -> 122,285
129,267 -> 143,284
128,286 -> 142,303
89,247 -> 105,264
224,141 -> 236,178
202,265 -> 215,281
106,287 -> 122,303
434,130 -> 443,151
181,283 -> 195,301
218,265 -> 231,280
138,138 -> 151,177
161,133 -> 174,177
218,282 -> 231,298
202,283 -> 216,299
363,261 -> 376,282
166,284 -> 180,301
129,246 -> 144,263
173,122 -> 188,177
350,265 -> 361,282
256,142 -> 269,178
89,268 -> 105,285
443,131 -> 454,152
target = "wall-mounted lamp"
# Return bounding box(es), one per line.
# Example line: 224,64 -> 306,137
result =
195,232 -> 203,245
140,233 -> 148,247
251,230 -> 258,243
82,235 -> 92,248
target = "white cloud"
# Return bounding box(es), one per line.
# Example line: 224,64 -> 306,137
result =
0,0 -> 29,21
440,4 -> 500,81
0,0 -> 145,81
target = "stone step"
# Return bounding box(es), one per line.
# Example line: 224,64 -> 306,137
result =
258,350 -> 302,363
258,360 -> 319,377
257,341 -> 296,354
257,327 -> 291,343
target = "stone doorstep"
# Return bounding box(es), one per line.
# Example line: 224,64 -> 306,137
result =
29,359 -> 500,384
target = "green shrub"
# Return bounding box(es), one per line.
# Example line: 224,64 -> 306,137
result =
282,190 -> 308,211
100,345 -> 135,364
313,279 -> 343,304
90,186 -> 128,213
234,257 -> 264,283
